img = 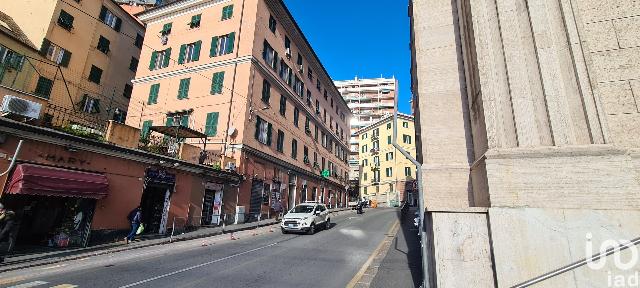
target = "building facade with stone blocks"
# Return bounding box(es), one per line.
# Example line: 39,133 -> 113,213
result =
355,113 -> 416,207
2,0 -> 145,130
410,0 -> 640,286
128,0 -> 352,219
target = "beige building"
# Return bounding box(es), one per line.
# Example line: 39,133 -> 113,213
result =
335,77 -> 397,181
355,113 -> 415,207
128,0 -> 351,218
411,0 -> 640,286
2,0 -> 145,130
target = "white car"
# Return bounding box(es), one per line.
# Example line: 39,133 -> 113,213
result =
281,203 -> 330,234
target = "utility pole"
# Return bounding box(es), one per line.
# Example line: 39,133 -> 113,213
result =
391,87 -> 430,288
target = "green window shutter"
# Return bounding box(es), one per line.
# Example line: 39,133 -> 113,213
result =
180,115 -> 189,127
211,72 -> 224,95
166,116 -> 174,126
149,51 -> 158,70
148,83 -> 159,104
210,36 -> 219,57
227,5 -> 234,18
141,120 -> 153,138
266,123 -> 273,146
388,135 -> 391,144
162,23 -> 172,34
178,78 -> 191,99
225,32 -> 235,54
163,48 -> 171,68
59,50 -> 72,67
192,41 -> 202,61
205,112 -> 219,136
254,116 -> 261,140
39,39 -> 51,56
178,44 -> 186,64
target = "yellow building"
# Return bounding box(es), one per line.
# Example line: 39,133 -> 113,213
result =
356,113 -> 415,207
2,0 -> 145,130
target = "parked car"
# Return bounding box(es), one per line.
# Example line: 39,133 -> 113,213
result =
281,203 -> 330,234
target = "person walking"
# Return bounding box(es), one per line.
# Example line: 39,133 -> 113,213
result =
125,207 -> 142,244
0,203 -> 17,263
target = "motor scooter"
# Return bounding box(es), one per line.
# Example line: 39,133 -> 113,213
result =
356,202 -> 364,214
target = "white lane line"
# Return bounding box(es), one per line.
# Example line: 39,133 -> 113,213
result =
6,281 -> 48,288
118,242 -> 279,288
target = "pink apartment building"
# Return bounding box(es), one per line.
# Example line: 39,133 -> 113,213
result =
127,0 -> 352,219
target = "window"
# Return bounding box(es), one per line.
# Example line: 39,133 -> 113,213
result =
330,98 -> 333,108
262,79 -> 271,103
316,79 -> 321,91
388,135 -> 392,144
291,139 -> 298,159
161,23 -> 172,35
315,99 -> 320,114
268,15 -> 276,33
322,132 -> 327,147
293,107 -> 299,127
205,112 -> 219,136
374,170 -> 380,182
294,76 -> 304,97
189,14 -> 201,28
403,121 -> 409,128
40,40 -> 71,67
141,120 -> 153,138
113,108 -> 127,123
324,89 -> 328,100
403,134 -> 412,144
362,159 -> 368,166
386,167 -> 393,177
279,60 -> 292,86
363,187 -> 368,195
279,95 -> 286,116
386,152 -> 394,161
322,157 -> 326,170
210,32 -> 235,57
262,40 -> 278,70
306,90 -> 311,106
405,167 -> 411,177
123,84 -> 133,99
308,68 -> 313,81
361,144 -> 367,153
179,41 -> 202,63
296,53 -> 303,71
135,34 -> 144,49
99,6 -> 122,31
387,123 -> 392,129
362,133 -> 368,140
254,116 -> 272,145
284,36 -> 291,56
303,146 -> 309,163
305,115 -> 310,134
221,5 -> 234,20
129,57 -> 139,72
314,125 -> 319,141
177,78 -> 191,99
80,95 -> 100,114
57,10 -> 74,30
88,65 -> 103,84
374,156 -> 380,166
149,48 -> 171,70
148,83 -> 160,104
210,71 -> 224,95
166,113 -> 190,128
34,77 -> 53,98
97,36 -> 110,54
276,130 -> 285,152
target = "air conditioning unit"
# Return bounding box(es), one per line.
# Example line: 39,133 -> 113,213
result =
225,162 -> 237,171
2,95 -> 42,119
285,48 -> 291,58
298,64 -> 304,73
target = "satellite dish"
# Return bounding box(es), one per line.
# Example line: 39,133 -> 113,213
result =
228,126 -> 237,137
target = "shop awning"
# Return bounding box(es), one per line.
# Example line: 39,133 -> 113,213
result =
5,164 -> 109,199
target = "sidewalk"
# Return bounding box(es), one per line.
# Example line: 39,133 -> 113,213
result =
352,206 -> 423,288
0,208 -> 352,273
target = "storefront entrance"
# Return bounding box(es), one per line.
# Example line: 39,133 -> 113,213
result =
248,180 -> 263,222
202,183 -> 223,226
2,164 -> 108,248
142,168 -> 175,234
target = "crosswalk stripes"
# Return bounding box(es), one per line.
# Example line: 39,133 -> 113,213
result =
6,281 -> 48,288
5,281 -> 78,288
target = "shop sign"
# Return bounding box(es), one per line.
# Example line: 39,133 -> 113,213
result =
321,170 -> 330,178
38,153 -> 91,166
145,168 -> 176,185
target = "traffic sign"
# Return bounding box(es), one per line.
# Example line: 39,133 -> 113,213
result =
321,170 -> 330,178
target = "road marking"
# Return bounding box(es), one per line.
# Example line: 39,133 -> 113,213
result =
0,277 -> 26,286
6,281 -> 48,288
118,242 -> 280,288
50,284 -> 78,288
345,220 -> 399,288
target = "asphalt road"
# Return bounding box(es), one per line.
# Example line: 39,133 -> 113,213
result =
0,208 -> 398,288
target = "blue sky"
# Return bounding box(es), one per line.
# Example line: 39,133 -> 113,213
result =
283,0 -> 413,114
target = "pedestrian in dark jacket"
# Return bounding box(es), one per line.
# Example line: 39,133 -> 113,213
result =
125,207 -> 142,244
0,203 -> 17,263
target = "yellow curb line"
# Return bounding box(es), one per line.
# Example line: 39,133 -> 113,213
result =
345,219 -> 400,288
